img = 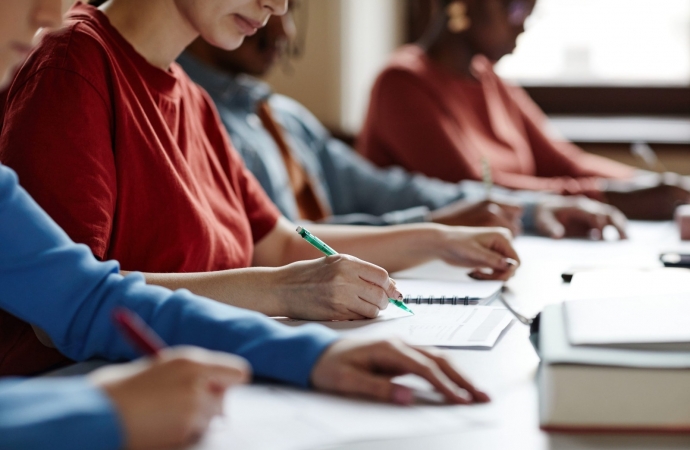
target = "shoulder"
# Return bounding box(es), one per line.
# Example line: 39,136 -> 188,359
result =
269,94 -> 327,137
8,18 -> 117,104
373,45 -> 443,97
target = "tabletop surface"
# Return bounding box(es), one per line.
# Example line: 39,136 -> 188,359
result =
53,222 -> 690,450
319,222 -> 690,450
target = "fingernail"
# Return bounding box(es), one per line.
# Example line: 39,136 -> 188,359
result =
505,258 -> 518,267
394,290 -> 404,300
392,385 -> 414,405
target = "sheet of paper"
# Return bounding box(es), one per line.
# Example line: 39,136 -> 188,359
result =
280,305 -> 513,348
394,278 -> 502,303
568,268 -> 690,301
189,384 -> 496,450
392,260 -> 476,281
565,294 -> 690,347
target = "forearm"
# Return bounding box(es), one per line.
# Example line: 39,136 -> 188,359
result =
287,223 -> 445,273
0,168 -> 338,386
126,268 -> 285,317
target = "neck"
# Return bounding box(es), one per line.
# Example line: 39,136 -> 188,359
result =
422,24 -> 476,79
186,40 -> 240,77
100,0 -> 199,70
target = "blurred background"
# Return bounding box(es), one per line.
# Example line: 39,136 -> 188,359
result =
265,0 -> 690,173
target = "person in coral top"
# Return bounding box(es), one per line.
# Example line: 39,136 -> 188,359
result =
359,0 -> 690,221
0,0 -> 520,374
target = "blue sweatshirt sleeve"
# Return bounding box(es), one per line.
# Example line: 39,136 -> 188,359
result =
0,164 -> 338,387
0,378 -> 122,450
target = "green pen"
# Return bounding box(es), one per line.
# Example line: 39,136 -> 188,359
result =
296,226 -> 414,315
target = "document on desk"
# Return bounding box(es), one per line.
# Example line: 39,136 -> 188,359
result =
280,305 -> 513,348
189,384 -> 496,450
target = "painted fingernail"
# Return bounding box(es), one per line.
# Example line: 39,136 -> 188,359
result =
392,385 -> 414,405
394,290 -> 404,300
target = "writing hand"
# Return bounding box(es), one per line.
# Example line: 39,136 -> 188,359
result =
90,347 -> 250,450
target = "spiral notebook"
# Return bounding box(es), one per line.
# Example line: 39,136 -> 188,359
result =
394,279 -> 503,305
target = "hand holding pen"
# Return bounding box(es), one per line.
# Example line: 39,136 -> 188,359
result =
296,227 -> 414,316
84,308 -> 250,449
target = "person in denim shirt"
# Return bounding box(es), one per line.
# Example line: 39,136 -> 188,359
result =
180,6 -> 628,240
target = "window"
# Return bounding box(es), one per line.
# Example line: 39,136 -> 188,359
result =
495,0 -> 690,86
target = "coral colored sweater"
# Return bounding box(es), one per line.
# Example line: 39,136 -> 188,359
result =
359,45 -> 635,198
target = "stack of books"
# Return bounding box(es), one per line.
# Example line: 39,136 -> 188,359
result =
538,296 -> 690,432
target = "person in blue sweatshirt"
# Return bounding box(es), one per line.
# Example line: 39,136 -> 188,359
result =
0,1 -> 489,449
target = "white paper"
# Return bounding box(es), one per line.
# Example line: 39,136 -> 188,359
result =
280,305 -> 513,348
568,268 -> 690,301
189,384 -> 495,450
394,278 -> 502,304
565,294 -> 690,347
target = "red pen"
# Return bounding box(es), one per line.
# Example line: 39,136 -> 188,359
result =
112,307 -> 166,355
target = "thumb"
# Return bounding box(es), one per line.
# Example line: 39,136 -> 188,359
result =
537,210 -> 565,239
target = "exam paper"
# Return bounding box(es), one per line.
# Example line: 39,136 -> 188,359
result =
281,305 -> 513,348
189,384 -> 495,450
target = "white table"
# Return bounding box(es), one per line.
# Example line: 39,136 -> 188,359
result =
54,222 -> 690,450
320,222 -> 690,450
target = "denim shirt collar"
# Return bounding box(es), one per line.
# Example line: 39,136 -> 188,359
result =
178,52 -> 272,112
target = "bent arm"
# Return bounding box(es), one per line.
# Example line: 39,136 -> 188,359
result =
0,379 -> 122,450
254,217 -> 449,274
0,166 -> 337,387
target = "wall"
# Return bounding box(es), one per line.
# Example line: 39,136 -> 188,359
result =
264,0 -> 405,134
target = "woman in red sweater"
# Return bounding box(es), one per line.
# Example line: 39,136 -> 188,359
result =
359,0 -> 690,220
0,0 -> 517,338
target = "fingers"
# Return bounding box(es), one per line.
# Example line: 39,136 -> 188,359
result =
336,348 -> 472,405
491,202 -> 523,233
347,256 -> 401,300
606,207 -> 629,240
356,278 -> 390,310
485,206 -> 522,237
367,341 -> 479,404
414,347 -> 490,403
536,208 -> 565,239
161,348 -> 252,385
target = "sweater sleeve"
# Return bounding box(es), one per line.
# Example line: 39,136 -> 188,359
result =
507,84 -> 636,182
0,165 -> 338,387
0,378 -> 122,450
360,70 -> 482,184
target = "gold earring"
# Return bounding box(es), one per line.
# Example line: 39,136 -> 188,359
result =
446,1 -> 471,33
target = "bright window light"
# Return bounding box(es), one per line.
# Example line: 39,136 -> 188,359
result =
495,0 -> 690,86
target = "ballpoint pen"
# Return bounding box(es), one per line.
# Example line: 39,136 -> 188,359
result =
295,226 -> 414,315
113,307 -> 166,355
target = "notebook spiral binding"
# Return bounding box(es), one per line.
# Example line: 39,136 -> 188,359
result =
402,296 -> 473,306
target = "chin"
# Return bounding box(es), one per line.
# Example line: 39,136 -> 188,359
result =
204,31 -> 247,52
